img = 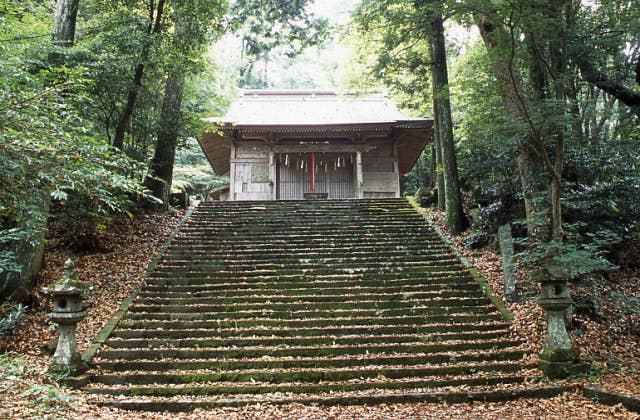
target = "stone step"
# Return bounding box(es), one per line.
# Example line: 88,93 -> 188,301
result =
94,348 -> 524,371
162,249 -> 451,258
143,275 -> 478,288
156,253 -> 457,265
87,386 -> 572,411
119,312 -> 503,326
139,282 -> 481,295
147,264 -> 468,279
85,373 -> 527,398
105,330 -> 511,349
109,322 -> 510,339
164,243 -> 448,252
125,298 -> 493,313
172,232 -> 441,242
152,260 -> 465,273
133,290 -> 485,305
96,339 -> 523,360
91,362 -> 525,386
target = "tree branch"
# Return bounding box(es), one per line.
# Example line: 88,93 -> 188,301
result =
577,54 -> 640,116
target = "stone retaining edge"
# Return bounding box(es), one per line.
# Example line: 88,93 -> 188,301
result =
81,204 -> 197,363
405,197 -> 514,323
583,385 -> 640,413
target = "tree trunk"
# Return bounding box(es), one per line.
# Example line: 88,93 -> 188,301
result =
429,12 -> 464,234
477,15 -> 549,239
546,0 -> 568,243
52,0 -> 80,46
113,61 -> 146,150
432,99 -> 446,209
145,73 -> 184,209
112,0 -> 166,150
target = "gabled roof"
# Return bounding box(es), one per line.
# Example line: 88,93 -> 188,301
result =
217,89 -> 427,125
200,90 -> 433,176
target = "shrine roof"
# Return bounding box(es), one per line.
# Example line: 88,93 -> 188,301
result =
210,90 -> 429,126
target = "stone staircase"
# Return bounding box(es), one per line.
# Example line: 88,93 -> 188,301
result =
84,199 -> 544,410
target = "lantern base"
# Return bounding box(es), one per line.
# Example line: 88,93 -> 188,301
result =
539,348 -> 587,379
48,359 -> 89,376
60,373 -> 90,388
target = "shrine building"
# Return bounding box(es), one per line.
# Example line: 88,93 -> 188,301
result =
199,90 -> 434,201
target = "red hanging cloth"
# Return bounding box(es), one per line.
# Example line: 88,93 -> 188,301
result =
310,152 -> 315,192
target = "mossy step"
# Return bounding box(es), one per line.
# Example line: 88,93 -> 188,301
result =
149,264 -> 468,279
91,362 -> 525,386
95,348 -> 524,372
110,322 -> 510,339
97,339 -> 523,360
189,212 -> 421,218
172,235 -> 441,244
164,243 -> 448,253
151,262 -> 467,275
153,259 -> 463,272
85,374 -> 526,397
172,231 -> 440,239
144,272 -> 477,287
182,222 -> 426,230
126,298 -> 492,313
105,330 -> 510,349
133,290 -> 485,305
179,222 -> 428,230
156,253 -> 458,267
119,312 -> 503,327
177,227 -> 431,236
160,248 -> 452,260
139,282 -> 481,296
186,212 -> 421,217
163,245 -> 449,255
120,309 -> 502,325
87,385 -> 574,411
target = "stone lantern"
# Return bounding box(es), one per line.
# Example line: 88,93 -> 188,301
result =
536,258 -> 586,378
43,258 -> 89,378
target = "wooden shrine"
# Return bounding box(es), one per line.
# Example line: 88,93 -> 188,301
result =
199,90 -> 434,201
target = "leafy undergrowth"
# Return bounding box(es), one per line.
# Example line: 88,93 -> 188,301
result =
1,206 -> 639,418
0,210 -> 184,418
425,208 -> 640,399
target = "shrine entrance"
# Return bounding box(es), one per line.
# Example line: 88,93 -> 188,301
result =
276,152 -> 356,200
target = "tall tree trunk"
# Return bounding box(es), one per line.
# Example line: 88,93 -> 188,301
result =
546,0 -> 569,243
429,12 -> 464,234
112,0 -> 165,150
432,100 -> 446,209
52,0 -> 80,46
146,73 -> 184,209
113,61 -> 146,150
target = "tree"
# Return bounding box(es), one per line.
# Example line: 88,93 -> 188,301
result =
351,0 -> 465,234
52,0 -> 80,46
146,0 -> 226,208
229,0 -> 329,88
112,0 -> 166,151
429,10 -> 464,234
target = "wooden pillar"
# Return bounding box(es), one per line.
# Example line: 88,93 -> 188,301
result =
268,149 -> 277,200
355,150 -> 363,199
392,140 -> 400,198
229,144 -> 237,201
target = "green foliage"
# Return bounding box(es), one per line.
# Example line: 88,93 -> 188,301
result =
0,5 -> 152,260
516,223 -> 621,280
0,303 -> 27,338
173,138 -> 228,196
229,0 -> 330,87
